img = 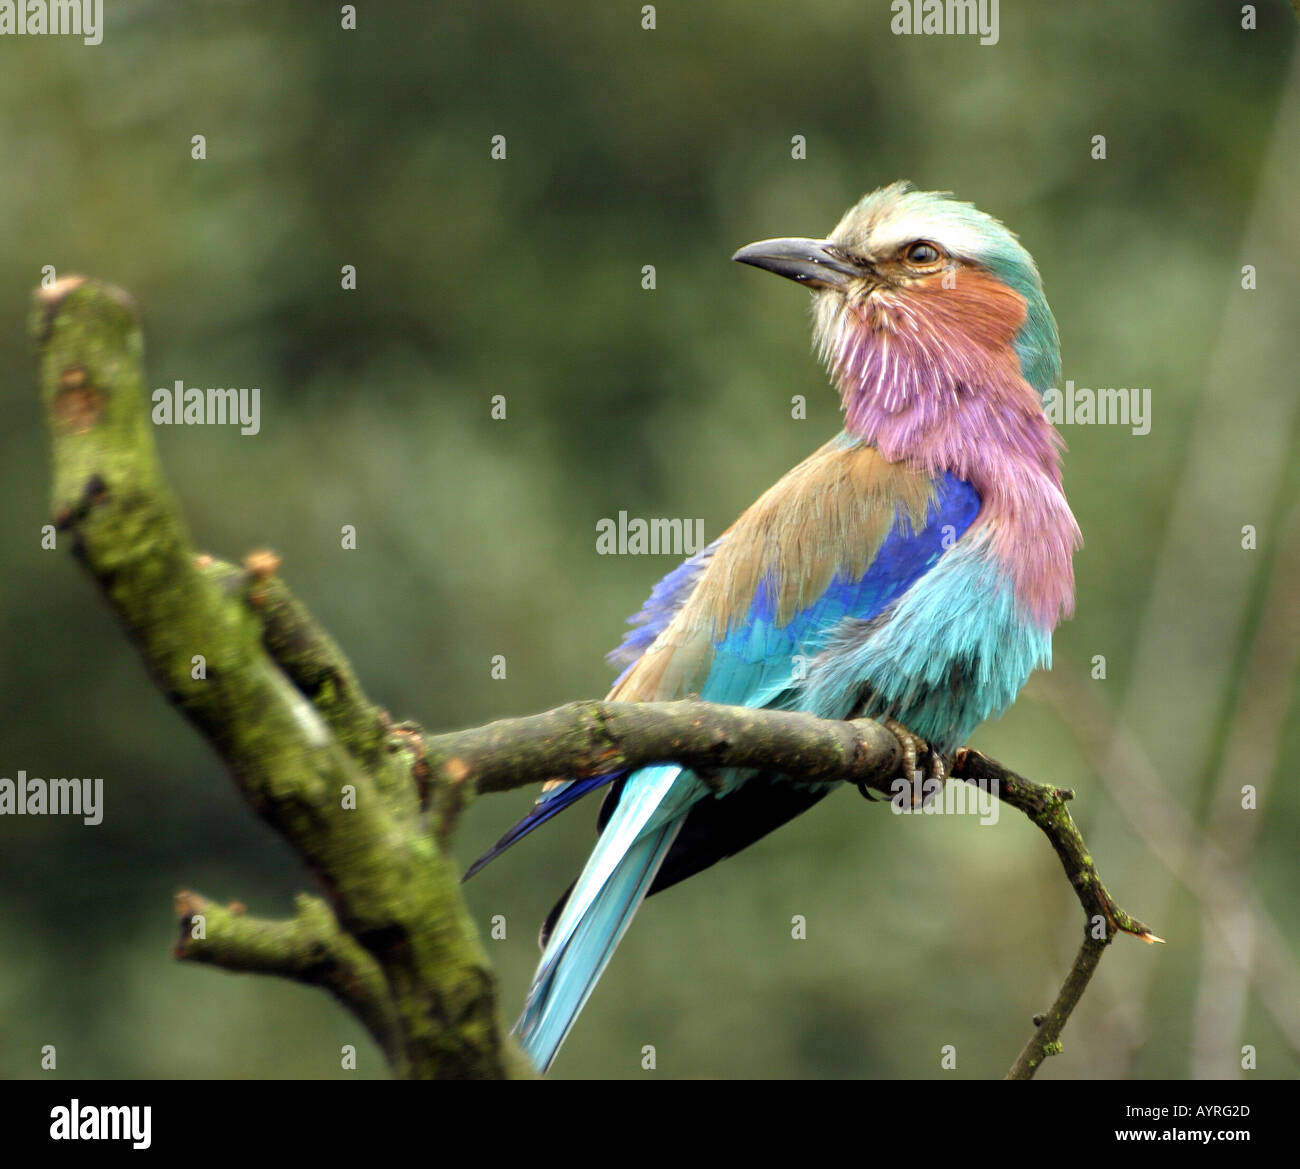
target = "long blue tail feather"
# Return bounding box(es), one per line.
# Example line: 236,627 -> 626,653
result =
515,763 -> 686,1071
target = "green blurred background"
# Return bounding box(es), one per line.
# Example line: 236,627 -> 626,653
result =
1,1 -> 1296,1079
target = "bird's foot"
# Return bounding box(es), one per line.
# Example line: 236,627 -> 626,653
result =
881,718 -> 947,808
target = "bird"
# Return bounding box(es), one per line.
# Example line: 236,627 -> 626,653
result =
465,181 -> 1082,1072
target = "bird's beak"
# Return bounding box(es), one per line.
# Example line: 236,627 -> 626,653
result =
731,237 -> 865,289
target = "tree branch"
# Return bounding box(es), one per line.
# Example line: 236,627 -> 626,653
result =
425,698 -> 906,808
35,276 -> 532,1080
422,702 -> 1162,1078
173,889 -> 407,1074
951,748 -> 1162,1078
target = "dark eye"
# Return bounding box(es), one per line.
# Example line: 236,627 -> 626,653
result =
904,241 -> 942,266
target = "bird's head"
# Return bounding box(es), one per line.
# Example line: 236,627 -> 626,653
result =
732,182 -> 1061,417
736,183 -> 1078,628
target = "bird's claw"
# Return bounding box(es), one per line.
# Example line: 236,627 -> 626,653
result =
882,717 -> 947,807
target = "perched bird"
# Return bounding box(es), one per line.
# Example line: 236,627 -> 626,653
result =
467,182 -> 1081,1071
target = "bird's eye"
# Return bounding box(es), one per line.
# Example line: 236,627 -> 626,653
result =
904,241 -> 943,266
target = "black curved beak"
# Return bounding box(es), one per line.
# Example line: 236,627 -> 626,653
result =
731,237 -> 865,289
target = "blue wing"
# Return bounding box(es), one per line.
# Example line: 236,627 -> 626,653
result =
701,470 -> 980,712
465,468 -> 980,881
627,469 -> 981,896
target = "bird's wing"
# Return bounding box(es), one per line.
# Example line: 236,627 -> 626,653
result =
599,433 -> 981,895
607,537 -> 723,678
609,433 -> 978,711
465,434 -> 979,881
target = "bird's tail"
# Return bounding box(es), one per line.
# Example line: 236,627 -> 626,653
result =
515,763 -> 684,1072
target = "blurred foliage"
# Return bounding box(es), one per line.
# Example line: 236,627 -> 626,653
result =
0,0 -> 1296,1079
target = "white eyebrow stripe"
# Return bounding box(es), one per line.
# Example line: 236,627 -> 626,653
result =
863,213 -> 991,261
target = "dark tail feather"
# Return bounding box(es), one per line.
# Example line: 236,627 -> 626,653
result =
590,771 -> 833,897
646,773 -> 834,896
540,879 -> 576,949
462,772 -> 624,881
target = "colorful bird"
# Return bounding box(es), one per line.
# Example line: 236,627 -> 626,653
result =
467,182 -> 1081,1071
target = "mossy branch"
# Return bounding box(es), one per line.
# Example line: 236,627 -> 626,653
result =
35,277 -> 531,1081
35,276 -> 1157,1081
173,889 -> 406,1073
